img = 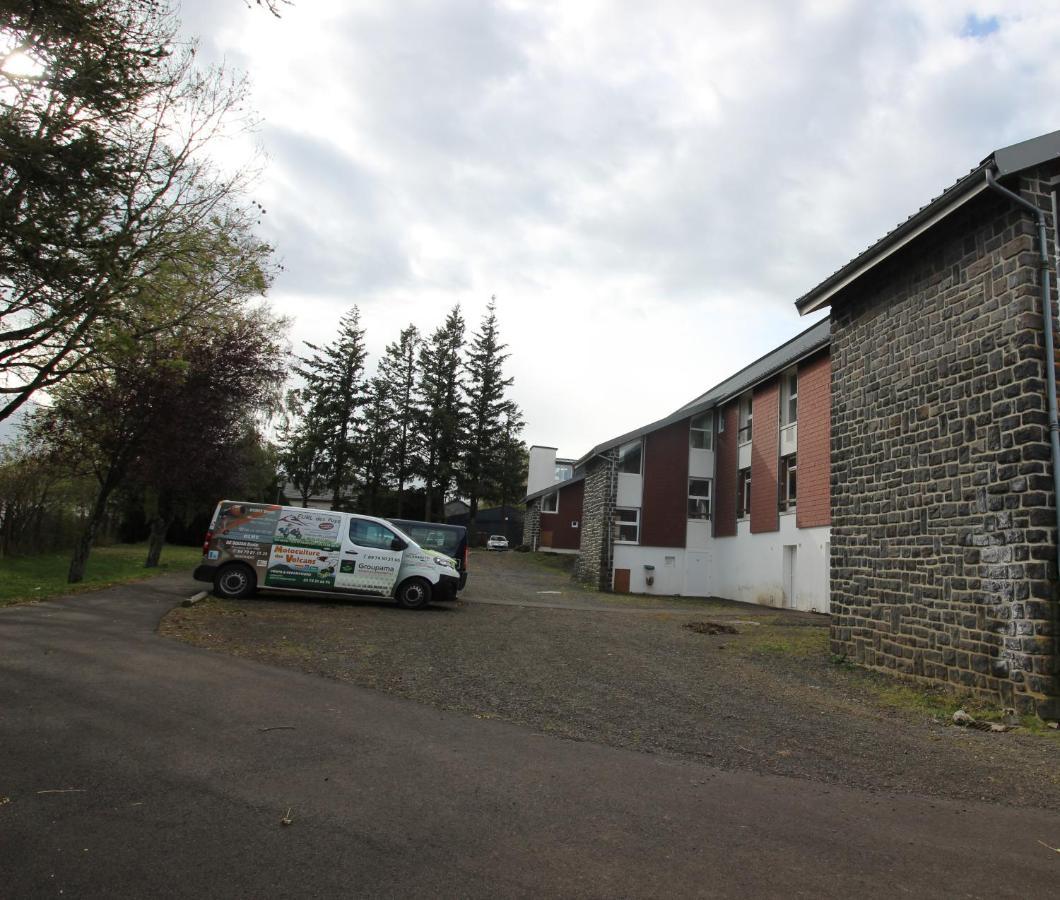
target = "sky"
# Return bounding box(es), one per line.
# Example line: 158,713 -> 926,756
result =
176,0 -> 1060,458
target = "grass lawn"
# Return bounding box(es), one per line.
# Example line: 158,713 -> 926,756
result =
0,542 -> 202,608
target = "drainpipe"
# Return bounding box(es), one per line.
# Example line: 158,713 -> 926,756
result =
984,167 -> 1060,579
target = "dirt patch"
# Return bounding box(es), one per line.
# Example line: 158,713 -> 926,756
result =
685,621 -> 739,635
161,550 -> 1060,810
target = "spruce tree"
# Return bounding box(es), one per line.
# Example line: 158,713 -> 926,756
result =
377,324 -> 421,516
277,389 -> 327,507
416,306 -> 465,521
358,376 -> 397,514
294,307 -> 367,510
460,297 -> 516,537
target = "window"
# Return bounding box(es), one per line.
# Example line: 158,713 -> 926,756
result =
617,439 -> 642,475
738,394 -> 753,444
554,463 -> 573,482
718,410 -> 725,432
350,518 -> 400,550
613,507 -> 640,543
781,369 -> 798,427
688,478 -> 712,520
779,455 -> 797,511
737,468 -> 752,519
690,412 -> 712,450
541,492 -> 559,513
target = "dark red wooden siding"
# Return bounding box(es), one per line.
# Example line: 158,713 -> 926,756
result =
714,404 -> 738,537
796,351 -> 831,528
641,418 -> 690,547
539,479 -> 585,550
750,379 -> 780,534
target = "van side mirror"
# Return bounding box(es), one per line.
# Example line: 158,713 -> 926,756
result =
391,537 -> 407,552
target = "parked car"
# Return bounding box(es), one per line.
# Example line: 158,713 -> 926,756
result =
486,534 -> 510,551
387,519 -> 469,590
194,501 -> 460,609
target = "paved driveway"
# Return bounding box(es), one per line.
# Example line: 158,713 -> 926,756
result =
1,574 -> 1058,897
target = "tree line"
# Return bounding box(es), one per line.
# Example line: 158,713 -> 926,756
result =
279,300 -> 526,526
0,0 -> 528,581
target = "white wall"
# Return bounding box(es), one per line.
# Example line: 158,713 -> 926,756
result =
711,516 -> 831,613
613,544 -> 685,595
527,446 -> 557,496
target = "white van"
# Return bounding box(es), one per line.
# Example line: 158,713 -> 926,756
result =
193,501 -> 460,609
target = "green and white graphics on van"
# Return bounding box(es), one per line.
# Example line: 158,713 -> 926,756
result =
194,501 -> 460,609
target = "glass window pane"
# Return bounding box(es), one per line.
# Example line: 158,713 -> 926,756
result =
691,412 -> 711,430
618,440 -> 642,474
616,508 -> 638,523
688,498 -> 710,519
689,479 -> 711,496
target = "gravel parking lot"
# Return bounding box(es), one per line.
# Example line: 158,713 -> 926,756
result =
162,550 -> 1060,809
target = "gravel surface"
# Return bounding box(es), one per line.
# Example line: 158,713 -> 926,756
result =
161,550 -> 1060,809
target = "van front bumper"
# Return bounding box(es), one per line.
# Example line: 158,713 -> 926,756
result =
435,572 -> 460,601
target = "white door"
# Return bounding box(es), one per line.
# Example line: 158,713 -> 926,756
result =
335,517 -> 404,595
783,545 -> 797,609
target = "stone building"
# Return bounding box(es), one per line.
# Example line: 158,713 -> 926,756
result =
795,130 -> 1060,717
525,129 -> 1060,716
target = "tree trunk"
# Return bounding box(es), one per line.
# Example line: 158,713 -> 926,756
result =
144,490 -> 176,568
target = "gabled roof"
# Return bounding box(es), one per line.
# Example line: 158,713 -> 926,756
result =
524,471 -> 586,504
573,317 -> 830,468
794,129 -> 1060,315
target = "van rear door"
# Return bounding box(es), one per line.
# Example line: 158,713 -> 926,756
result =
335,516 -> 404,595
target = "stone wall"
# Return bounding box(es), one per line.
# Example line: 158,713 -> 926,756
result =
830,168 -> 1060,717
522,499 -> 541,549
575,451 -> 618,589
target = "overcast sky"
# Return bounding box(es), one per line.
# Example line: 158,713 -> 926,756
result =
177,0 -> 1060,457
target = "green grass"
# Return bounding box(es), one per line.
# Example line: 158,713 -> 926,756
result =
525,551 -> 579,574
733,625 -> 830,657
0,542 -> 202,607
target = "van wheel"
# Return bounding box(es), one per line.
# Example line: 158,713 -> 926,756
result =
214,563 -> 256,600
396,577 -> 431,610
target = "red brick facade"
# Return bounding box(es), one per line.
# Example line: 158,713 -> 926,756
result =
714,404 -> 738,537
750,381 -> 780,533
641,418 -> 690,547
796,351 -> 830,528
539,479 -> 585,550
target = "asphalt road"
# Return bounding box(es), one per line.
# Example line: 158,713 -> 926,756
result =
1,576 -> 1058,898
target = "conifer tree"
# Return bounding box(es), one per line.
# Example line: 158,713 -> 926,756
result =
460,297 -> 517,535
376,324 -> 421,516
416,306 -> 465,521
294,307 -> 367,510
490,407 -> 528,514
277,389 -> 327,507
358,376 -> 397,514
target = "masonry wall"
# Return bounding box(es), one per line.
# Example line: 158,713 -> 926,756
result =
522,499 -> 541,549
797,352 -> 831,529
715,404 -> 738,538
830,170 -> 1060,717
575,452 -> 617,589
750,380 -> 780,533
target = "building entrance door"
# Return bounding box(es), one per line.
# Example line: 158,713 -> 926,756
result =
783,545 -> 797,609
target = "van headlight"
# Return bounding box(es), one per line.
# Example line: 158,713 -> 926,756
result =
433,556 -> 456,569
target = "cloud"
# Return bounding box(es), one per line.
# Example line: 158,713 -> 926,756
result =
175,0 -> 1060,455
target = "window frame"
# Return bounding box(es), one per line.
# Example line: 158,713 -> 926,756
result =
613,507 -> 640,544
779,454 -> 797,512
737,468 -> 752,519
687,478 -> 712,521
554,463 -> 573,483
617,439 -> 643,475
541,492 -> 559,514
781,369 -> 798,427
689,412 -> 713,450
737,394 -> 753,445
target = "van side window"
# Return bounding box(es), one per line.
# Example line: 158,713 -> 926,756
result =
350,518 -> 398,550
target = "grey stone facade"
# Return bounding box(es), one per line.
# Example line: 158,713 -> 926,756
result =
575,451 -> 617,589
830,167 -> 1060,717
522,499 -> 541,549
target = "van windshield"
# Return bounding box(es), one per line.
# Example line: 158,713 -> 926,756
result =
397,524 -> 462,558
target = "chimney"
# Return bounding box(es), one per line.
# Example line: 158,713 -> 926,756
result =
526,445 -> 558,496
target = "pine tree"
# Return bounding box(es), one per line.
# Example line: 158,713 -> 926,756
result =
490,407 -> 528,513
358,376 -> 397,514
416,306 -> 465,521
377,324 -> 421,516
294,307 -> 367,510
460,297 -> 517,538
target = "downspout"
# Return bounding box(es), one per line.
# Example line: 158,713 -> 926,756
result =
984,167 -> 1060,580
